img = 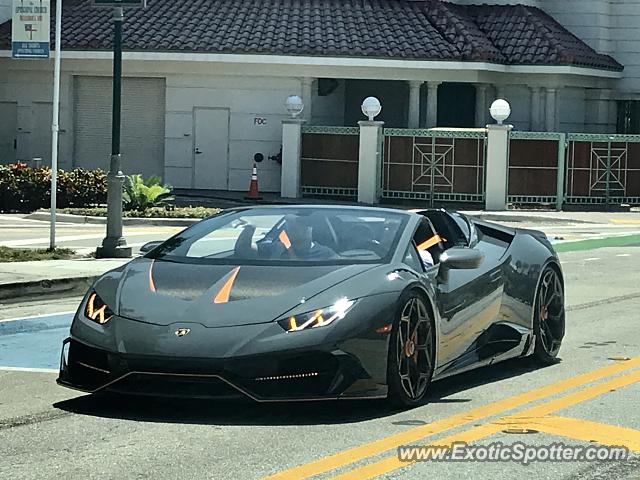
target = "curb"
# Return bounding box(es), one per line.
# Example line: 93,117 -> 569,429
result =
25,209 -> 607,227
25,211 -> 199,227
464,213 -> 595,225
0,276 -> 96,304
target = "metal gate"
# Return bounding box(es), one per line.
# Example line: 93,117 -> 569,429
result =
300,126 -> 359,197
382,129 -> 486,205
565,134 -> 640,205
508,131 -> 565,208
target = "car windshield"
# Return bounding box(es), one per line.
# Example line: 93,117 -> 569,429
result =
148,207 -> 408,265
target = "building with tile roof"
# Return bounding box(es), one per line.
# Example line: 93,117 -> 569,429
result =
0,0 -> 636,192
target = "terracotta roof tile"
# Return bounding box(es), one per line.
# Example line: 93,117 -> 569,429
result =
0,0 -> 622,71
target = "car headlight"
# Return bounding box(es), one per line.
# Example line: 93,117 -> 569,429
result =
277,298 -> 355,332
84,292 -> 114,325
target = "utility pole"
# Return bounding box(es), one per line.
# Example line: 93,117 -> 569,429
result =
96,6 -> 131,258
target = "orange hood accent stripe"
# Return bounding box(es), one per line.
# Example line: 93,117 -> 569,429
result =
213,266 -> 241,304
279,230 -> 292,249
417,234 -> 444,251
148,260 -> 157,293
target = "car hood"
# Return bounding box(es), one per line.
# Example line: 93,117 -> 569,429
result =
94,258 -> 378,328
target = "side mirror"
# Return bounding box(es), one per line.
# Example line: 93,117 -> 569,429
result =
440,247 -> 484,270
140,241 -> 162,254
437,247 -> 484,283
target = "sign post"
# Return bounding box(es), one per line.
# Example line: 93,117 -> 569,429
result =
94,0 -> 144,258
11,1 -> 59,249
49,0 -> 62,250
11,0 -> 51,59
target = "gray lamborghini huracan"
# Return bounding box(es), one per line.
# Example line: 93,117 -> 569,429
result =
57,205 -> 565,407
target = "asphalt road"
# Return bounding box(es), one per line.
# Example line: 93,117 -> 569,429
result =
0,240 -> 639,479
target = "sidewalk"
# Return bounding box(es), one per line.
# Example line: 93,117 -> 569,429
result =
463,210 -> 640,226
0,258 -> 128,303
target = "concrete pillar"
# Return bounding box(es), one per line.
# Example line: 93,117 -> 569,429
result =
300,77 -> 314,121
530,86 -> 542,131
585,89 -> 614,133
485,124 -> 513,211
607,98 -> 618,130
357,121 -> 384,204
555,88 -> 562,132
426,81 -> 441,128
475,84 -> 489,127
280,119 -> 306,198
407,80 -> 423,129
545,87 -> 557,132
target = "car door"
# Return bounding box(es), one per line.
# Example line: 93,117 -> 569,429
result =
416,212 -> 506,377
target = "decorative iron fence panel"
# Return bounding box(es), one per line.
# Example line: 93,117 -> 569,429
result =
300,126 -> 359,197
566,134 -> 640,205
381,129 -> 486,204
508,132 -> 565,206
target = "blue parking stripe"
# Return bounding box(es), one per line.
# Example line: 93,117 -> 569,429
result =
0,313 -> 74,370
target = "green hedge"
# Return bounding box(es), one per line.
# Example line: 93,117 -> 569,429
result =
57,206 -> 222,219
0,163 -> 108,213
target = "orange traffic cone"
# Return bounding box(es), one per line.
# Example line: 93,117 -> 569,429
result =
245,163 -> 262,200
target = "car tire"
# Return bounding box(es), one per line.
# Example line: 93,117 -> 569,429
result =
387,289 -> 436,408
532,265 -> 565,364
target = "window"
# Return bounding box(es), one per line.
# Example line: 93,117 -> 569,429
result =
412,219 -> 440,268
149,207 -> 408,266
403,244 -> 425,272
617,101 -> 640,134
318,78 -> 340,96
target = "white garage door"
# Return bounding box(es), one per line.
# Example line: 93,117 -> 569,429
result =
73,76 -> 165,179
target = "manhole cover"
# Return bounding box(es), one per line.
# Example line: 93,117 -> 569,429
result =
392,420 -> 427,426
608,356 -> 631,361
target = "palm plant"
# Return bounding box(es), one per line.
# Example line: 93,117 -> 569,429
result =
123,174 -> 174,212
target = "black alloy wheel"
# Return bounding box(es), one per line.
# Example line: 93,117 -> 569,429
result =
387,291 -> 436,408
533,266 -> 565,364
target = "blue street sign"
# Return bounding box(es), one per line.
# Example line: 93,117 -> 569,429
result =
12,41 -> 50,58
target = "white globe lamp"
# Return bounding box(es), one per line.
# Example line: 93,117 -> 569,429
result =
361,96 -> 382,121
490,99 -> 511,125
285,95 -> 304,118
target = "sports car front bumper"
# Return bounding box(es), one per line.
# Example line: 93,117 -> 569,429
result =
57,295 -> 397,401
57,337 -> 388,401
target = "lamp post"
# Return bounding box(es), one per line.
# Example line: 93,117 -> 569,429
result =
485,99 -> 512,211
358,97 -> 383,204
96,6 -> 131,258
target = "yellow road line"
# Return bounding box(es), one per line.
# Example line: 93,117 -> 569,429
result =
510,415 -> 640,453
263,358 -> 640,480
332,424 -> 504,480
610,219 -> 640,225
331,368 -> 640,480
501,367 -> 640,419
